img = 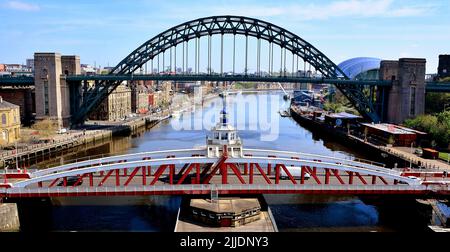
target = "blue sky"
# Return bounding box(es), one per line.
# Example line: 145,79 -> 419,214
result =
1,0 -> 449,73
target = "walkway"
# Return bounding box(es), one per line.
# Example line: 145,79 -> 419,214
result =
383,146 -> 450,171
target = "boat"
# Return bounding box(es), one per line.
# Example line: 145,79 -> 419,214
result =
279,109 -> 291,117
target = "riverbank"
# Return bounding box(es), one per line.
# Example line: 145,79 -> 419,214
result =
0,113 -> 170,169
290,105 -> 450,171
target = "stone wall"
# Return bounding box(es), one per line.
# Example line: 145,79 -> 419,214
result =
0,203 -> 20,231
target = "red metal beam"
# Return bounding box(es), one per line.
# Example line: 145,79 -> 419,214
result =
73,174 -> 87,186
371,175 -> 376,185
150,165 -> 168,185
348,171 -> 354,185
169,164 -> 175,185
202,155 -> 228,184
142,167 -> 147,185
89,173 -> 93,187
355,172 -> 367,185
176,163 -> 196,185
115,169 -> 120,186
325,168 -> 330,184
275,164 -> 280,184
177,163 -> 190,177
221,162 -> 227,184
195,163 -> 200,184
304,166 -> 321,184
279,164 -> 297,184
332,170 -> 345,185
378,176 -> 388,185
98,170 -> 115,186
143,157 -> 151,176
124,167 -> 141,186
48,178 -> 60,188
249,163 -> 254,184
228,163 -> 246,184
301,166 -> 306,184
252,163 -> 272,184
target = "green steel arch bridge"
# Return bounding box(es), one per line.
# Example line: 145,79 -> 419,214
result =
1,16 -> 449,124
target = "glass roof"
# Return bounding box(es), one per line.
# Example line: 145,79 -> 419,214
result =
337,57 -> 382,79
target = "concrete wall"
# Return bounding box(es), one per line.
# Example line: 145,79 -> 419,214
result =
380,58 -> 426,124
0,203 -> 20,231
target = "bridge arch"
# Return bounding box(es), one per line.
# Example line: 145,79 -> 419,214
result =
76,15 -> 380,123
112,16 -> 346,78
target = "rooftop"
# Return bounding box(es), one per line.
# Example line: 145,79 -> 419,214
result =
361,123 -> 420,135
0,97 -> 19,110
190,198 -> 260,214
326,112 -> 361,119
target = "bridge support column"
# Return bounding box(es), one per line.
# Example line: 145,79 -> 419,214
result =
34,53 -> 80,128
380,58 -> 426,124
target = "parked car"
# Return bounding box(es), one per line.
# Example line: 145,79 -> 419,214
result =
57,128 -> 68,134
414,149 -> 423,156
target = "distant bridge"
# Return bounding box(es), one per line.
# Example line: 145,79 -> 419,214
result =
2,148 -> 449,198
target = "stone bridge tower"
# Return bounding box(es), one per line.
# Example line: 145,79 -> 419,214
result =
34,53 -> 80,128
379,58 -> 426,124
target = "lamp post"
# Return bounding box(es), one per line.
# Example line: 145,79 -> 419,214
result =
410,142 -> 414,169
15,141 -> 18,170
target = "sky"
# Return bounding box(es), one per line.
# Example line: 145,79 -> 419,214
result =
1,0 -> 449,74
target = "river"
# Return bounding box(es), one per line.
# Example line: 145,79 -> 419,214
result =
19,92 -> 431,232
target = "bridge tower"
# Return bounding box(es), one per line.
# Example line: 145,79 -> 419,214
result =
380,58 -> 426,124
34,53 -> 80,128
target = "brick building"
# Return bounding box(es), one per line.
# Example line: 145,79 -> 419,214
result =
131,81 -> 151,114
0,97 -> 21,146
89,83 -> 131,121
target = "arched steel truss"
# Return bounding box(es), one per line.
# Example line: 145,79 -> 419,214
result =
75,16 -> 380,124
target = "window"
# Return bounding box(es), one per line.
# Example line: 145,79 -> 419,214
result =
1,114 -> 6,125
44,80 -> 49,115
410,86 -> 416,116
221,133 -> 228,140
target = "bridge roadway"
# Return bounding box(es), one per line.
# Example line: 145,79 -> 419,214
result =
1,148 -> 450,197
1,74 -> 449,92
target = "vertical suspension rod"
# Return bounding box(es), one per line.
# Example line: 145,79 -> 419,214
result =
221,33 -> 224,75
257,38 -> 261,76
245,35 -> 248,75
233,34 -> 236,75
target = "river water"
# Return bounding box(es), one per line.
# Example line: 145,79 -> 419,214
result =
20,92 -> 431,232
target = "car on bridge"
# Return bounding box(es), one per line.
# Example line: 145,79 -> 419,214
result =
280,166 -> 311,180
398,176 -> 420,185
57,176 -> 82,186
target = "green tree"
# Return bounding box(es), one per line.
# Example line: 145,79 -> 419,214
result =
405,111 -> 450,149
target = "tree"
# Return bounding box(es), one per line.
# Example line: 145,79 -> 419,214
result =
405,111 -> 450,149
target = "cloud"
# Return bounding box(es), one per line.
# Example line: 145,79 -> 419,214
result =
4,1 -> 40,11
172,0 -> 435,21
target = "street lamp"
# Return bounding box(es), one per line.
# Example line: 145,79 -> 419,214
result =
15,141 -> 18,170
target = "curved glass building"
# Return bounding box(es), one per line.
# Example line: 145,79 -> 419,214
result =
337,57 -> 382,80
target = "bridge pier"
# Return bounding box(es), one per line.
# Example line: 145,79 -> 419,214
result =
380,58 -> 426,124
34,53 -> 80,128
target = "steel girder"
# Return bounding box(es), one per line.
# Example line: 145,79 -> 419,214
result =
73,15 -> 380,124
